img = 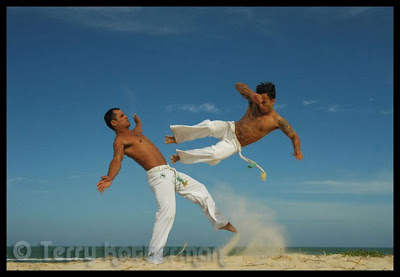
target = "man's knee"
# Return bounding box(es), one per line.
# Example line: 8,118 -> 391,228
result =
158,204 -> 176,221
209,120 -> 229,138
209,145 -> 232,161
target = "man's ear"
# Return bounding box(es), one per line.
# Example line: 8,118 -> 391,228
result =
111,120 -> 117,127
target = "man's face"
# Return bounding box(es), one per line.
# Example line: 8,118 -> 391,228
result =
259,93 -> 275,113
112,110 -> 131,129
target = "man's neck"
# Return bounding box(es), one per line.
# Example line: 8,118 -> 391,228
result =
115,127 -> 131,135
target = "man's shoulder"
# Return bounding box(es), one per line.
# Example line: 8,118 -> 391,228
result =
113,134 -> 128,145
271,110 -> 283,120
262,110 -> 280,121
262,111 -> 282,130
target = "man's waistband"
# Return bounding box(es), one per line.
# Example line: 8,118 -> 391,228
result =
146,164 -> 171,175
229,121 -> 242,151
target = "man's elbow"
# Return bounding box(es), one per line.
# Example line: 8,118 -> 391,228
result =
288,132 -> 299,141
235,82 -> 246,90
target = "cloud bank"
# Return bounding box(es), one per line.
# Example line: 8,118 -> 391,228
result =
166,103 -> 220,113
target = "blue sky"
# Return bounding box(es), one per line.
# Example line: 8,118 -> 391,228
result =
6,7 -> 393,248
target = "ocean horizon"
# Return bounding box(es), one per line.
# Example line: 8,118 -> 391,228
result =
7,245 -> 393,263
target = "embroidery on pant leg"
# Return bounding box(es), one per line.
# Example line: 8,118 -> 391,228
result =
176,176 -> 188,187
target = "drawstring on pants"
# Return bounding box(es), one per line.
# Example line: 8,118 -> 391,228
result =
238,150 -> 267,181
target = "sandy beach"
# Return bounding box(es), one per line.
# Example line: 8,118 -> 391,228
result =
7,253 -> 394,271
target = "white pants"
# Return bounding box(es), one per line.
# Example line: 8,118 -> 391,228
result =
170,120 -> 242,165
146,165 -> 229,264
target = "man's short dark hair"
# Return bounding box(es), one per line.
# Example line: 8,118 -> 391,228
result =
256,82 -> 276,100
104,108 -> 120,130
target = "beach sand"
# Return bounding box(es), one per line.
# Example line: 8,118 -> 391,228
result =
7,253 -> 394,271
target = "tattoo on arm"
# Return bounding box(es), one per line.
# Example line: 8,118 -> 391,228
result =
278,118 -> 294,135
251,105 -> 258,117
236,82 -> 255,101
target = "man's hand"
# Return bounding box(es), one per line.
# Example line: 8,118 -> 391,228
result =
97,176 -> 113,194
293,150 -> 303,161
133,113 -> 141,125
251,94 -> 263,105
132,113 -> 142,133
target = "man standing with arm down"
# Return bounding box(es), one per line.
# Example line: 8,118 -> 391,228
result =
96,108 -> 237,265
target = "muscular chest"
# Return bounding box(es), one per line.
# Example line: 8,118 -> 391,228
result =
122,133 -> 149,150
244,109 -> 278,132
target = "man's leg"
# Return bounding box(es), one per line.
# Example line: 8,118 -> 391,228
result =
175,171 -> 237,233
167,120 -> 229,144
173,139 -> 237,165
147,170 -> 177,264
168,120 -> 238,165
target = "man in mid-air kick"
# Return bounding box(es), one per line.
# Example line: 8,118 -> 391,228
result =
165,82 -> 303,179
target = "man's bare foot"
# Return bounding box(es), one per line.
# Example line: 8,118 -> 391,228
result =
170,154 -> 180,164
220,222 -> 238,233
165,136 -> 177,144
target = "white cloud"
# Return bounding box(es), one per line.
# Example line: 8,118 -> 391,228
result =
344,7 -> 372,17
268,197 -> 393,238
300,176 -> 393,195
274,103 -> 287,110
7,177 -> 49,185
316,104 -> 344,112
166,103 -> 220,113
36,7 -> 281,37
7,177 -> 29,185
305,7 -> 373,20
211,179 -> 392,248
302,99 -> 319,106
327,105 -> 344,112
41,7 -> 188,35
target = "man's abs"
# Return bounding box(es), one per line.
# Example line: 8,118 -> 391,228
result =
234,120 -> 277,147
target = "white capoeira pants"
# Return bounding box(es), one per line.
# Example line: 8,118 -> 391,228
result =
170,120 -> 242,165
146,164 -> 229,264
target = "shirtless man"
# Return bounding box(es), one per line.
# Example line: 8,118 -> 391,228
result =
97,108 -> 236,264
165,81 -> 303,168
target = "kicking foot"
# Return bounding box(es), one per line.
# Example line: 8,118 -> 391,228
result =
220,222 -> 238,233
165,135 -> 177,144
170,154 -> 180,164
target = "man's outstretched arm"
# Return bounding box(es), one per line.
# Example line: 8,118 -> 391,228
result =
97,139 -> 125,194
277,117 -> 303,161
235,82 -> 262,104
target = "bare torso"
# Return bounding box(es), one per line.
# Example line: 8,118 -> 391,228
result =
116,131 -> 167,171
235,104 -> 280,147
